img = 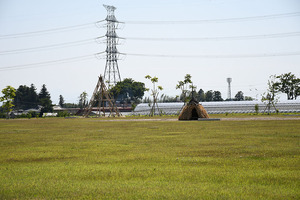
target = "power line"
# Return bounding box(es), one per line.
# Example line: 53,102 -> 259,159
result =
0,38 -> 100,55
125,12 -> 300,24
0,21 -> 104,39
1,11 -> 299,39
1,50 -> 299,72
121,51 -> 300,58
2,31 -> 299,55
124,31 -> 300,41
0,54 -> 102,71
0,36 -> 105,55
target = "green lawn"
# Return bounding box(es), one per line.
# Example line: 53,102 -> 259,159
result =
0,118 -> 299,199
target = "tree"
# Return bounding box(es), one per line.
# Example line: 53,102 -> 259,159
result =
145,75 -> 163,116
109,78 -> 147,104
78,91 -> 88,109
190,84 -> 198,100
0,106 -> 5,118
245,96 -> 254,101
234,91 -> 244,101
205,90 -> 213,102
39,84 -> 51,100
261,75 -> 278,114
59,95 -> 65,107
197,89 -> 205,102
273,72 -> 300,100
14,84 -> 38,110
254,104 -> 259,115
0,86 -> 16,119
38,84 -> 53,116
63,103 -> 78,108
176,74 -> 192,103
29,84 -> 39,108
212,91 -> 223,101
158,94 -> 179,102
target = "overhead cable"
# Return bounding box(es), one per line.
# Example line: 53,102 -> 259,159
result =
0,36 -> 105,55
2,31 -> 299,56
1,50 -> 300,72
0,54 -> 101,71
120,51 -> 300,58
125,12 -> 300,24
0,39 -> 97,55
1,12 -> 299,39
0,21 -> 104,39
124,31 -> 300,41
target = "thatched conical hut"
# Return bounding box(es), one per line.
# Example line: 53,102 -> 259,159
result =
178,99 -> 209,120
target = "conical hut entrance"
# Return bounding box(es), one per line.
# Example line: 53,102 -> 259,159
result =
178,98 -> 209,120
191,108 -> 198,120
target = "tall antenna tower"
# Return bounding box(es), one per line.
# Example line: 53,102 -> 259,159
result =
227,78 -> 232,100
103,4 -> 121,87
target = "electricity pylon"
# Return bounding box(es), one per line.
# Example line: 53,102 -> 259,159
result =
83,5 -> 122,117
103,4 -> 121,87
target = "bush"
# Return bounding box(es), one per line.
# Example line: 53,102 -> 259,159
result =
28,111 -> 37,118
0,113 -> 6,118
57,111 -> 70,117
255,104 -> 259,115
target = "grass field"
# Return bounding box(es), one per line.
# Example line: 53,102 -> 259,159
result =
0,117 -> 299,199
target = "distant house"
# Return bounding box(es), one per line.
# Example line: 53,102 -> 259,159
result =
53,105 -> 79,115
10,106 -> 41,118
53,105 -> 63,111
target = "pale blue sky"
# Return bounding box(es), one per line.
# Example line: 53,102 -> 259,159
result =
1,0 -> 300,104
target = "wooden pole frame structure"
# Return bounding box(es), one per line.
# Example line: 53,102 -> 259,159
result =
83,75 -> 120,117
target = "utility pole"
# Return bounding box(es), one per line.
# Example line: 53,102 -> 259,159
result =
103,4 -> 121,88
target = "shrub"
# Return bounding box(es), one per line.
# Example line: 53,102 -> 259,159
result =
57,111 -> 70,117
255,104 -> 259,115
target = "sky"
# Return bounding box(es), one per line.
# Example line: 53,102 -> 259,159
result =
0,0 -> 300,104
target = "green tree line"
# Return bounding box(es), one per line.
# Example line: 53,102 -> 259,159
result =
1,72 -> 299,118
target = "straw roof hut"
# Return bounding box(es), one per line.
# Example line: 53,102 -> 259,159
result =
178,98 -> 209,120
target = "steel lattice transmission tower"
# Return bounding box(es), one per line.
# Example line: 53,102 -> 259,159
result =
83,5 -> 122,118
103,4 -> 121,87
